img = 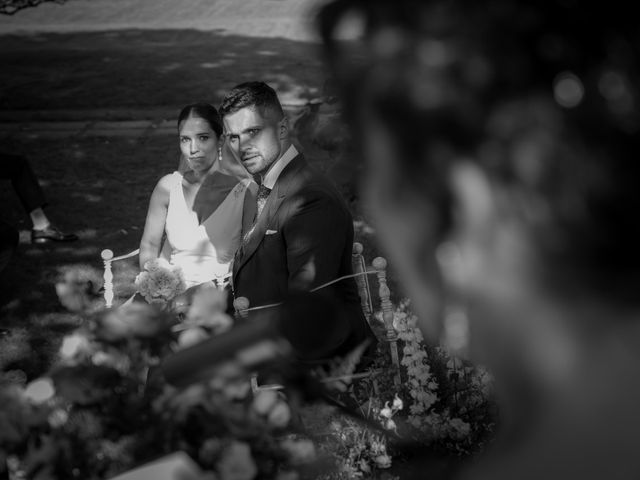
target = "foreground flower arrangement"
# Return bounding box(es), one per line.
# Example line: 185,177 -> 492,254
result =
0,266 -> 496,479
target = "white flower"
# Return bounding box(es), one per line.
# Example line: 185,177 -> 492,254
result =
217,441 -> 257,480
392,394 -> 403,410
383,418 -> 397,431
59,332 -> 90,359
177,327 -> 209,350
379,404 -> 393,419
134,271 -> 151,297
23,378 -> 55,404
369,438 -> 386,456
251,390 -> 278,416
267,401 -> 291,428
135,258 -> 186,303
358,459 -> 371,474
373,454 -> 392,469
223,380 -> 251,401
92,350 -> 131,373
280,438 -> 316,465
144,258 -> 170,273
48,408 -> 68,428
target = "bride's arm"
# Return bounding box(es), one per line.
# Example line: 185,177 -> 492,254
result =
139,175 -> 172,269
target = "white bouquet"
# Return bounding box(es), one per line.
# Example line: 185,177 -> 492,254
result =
134,258 -> 186,305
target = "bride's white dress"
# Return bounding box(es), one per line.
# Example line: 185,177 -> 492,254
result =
164,171 -> 251,288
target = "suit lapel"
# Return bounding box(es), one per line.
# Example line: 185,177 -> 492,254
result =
233,155 -> 306,276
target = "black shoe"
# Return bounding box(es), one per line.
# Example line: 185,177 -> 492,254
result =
31,226 -> 79,244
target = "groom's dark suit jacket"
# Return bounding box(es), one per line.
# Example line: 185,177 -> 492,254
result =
232,154 -> 375,362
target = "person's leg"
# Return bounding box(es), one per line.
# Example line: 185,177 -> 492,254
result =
0,152 -> 78,243
0,152 -> 48,219
0,219 -> 18,275
29,207 -> 49,231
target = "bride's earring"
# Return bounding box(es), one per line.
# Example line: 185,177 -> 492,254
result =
436,241 -> 470,358
217,146 -> 223,164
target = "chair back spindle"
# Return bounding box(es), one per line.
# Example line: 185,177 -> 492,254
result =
101,249 -> 114,308
352,242 -> 373,320
233,296 -> 250,320
373,257 -> 401,386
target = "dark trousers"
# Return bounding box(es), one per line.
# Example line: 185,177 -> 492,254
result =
0,219 -> 18,274
0,153 -> 47,214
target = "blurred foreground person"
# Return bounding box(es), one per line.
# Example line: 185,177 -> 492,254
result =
320,1 -> 640,479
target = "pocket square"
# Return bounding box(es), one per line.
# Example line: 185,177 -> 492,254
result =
265,229 -> 278,235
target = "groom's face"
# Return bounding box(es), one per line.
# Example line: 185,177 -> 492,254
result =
223,106 -> 285,177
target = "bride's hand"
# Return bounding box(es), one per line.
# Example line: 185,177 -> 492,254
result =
173,281 -> 217,316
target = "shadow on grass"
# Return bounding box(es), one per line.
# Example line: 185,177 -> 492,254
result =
0,135 -> 177,377
0,29 -> 326,111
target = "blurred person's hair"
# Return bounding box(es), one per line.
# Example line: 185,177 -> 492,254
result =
219,81 -> 285,120
318,0 -> 640,306
178,103 -> 223,138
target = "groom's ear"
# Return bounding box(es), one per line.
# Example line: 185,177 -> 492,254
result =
278,117 -> 290,139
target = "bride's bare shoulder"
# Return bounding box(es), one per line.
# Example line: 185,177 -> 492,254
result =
152,173 -> 177,196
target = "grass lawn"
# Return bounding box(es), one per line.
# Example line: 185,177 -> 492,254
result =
0,135 -> 177,377
0,30 -> 326,112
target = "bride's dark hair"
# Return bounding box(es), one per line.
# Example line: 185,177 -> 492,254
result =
177,103 -> 223,138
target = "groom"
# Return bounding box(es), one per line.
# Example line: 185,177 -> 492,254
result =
220,81 -> 375,362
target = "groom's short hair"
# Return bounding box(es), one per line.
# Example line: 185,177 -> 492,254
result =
219,81 -> 285,120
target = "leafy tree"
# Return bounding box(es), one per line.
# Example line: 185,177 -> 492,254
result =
0,0 -> 66,15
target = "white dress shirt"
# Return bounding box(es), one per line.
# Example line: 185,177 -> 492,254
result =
262,145 -> 299,189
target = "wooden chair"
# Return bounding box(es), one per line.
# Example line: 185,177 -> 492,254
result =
101,242 -> 173,307
101,248 -> 140,308
102,242 -> 402,389
242,242 -> 402,392
351,243 -> 401,386
232,297 -> 285,393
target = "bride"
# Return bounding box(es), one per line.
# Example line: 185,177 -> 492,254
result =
139,103 -> 255,289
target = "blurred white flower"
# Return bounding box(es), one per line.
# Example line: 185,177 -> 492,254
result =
23,377 -> 55,404
392,394 -> 403,410
369,438 -> 386,456
267,401 -> 291,428
217,441 -> 257,480
383,418 -> 397,431
48,408 -> 68,428
379,405 -> 393,419
177,327 -> 209,350
59,332 -> 90,359
280,437 -> 316,465
373,454 -> 392,469
223,380 -> 251,401
251,390 -> 278,416
91,350 -> 131,373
